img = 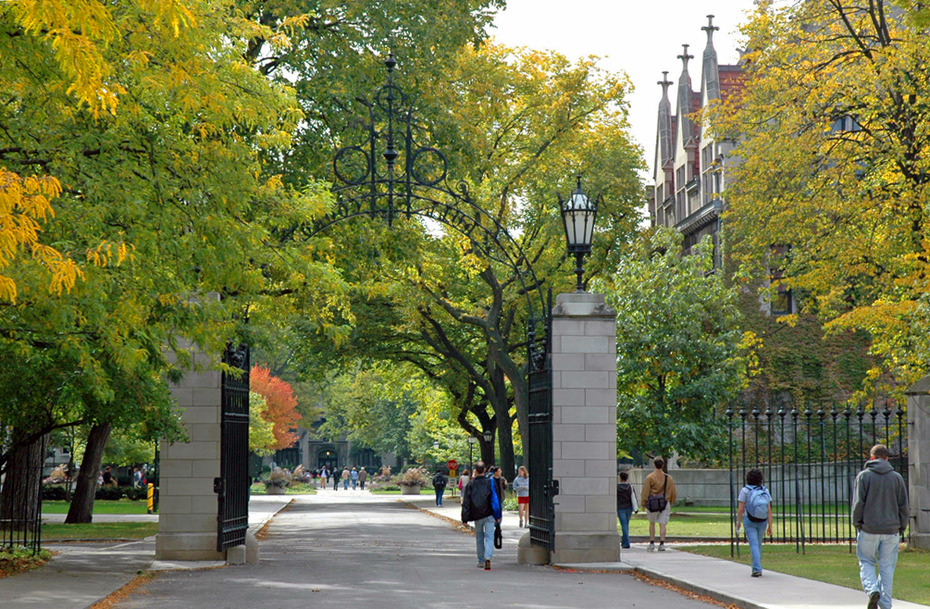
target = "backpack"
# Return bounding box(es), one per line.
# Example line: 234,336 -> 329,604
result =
745,485 -> 771,522
433,474 -> 446,488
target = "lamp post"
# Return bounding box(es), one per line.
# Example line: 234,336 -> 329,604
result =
467,436 -> 477,473
559,175 -> 599,292
482,430 -> 494,466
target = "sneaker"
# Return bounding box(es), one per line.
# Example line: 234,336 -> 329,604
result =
868,591 -> 880,609
647,542 -> 656,552
477,562 -> 485,568
751,571 -> 762,578
658,542 -> 666,552
484,560 -> 491,571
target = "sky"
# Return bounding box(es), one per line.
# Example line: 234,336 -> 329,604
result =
491,0 -> 755,185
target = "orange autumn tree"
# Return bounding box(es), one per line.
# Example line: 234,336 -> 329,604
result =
250,366 -> 302,450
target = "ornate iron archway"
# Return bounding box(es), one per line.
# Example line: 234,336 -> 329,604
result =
294,54 -> 557,550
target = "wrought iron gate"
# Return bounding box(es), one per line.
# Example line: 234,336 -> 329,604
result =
726,401 -> 907,553
528,290 -> 557,550
216,344 -> 250,552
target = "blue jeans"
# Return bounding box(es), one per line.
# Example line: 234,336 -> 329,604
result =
857,531 -> 899,609
617,508 -> 633,548
742,517 -> 768,574
474,516 -> 495,563
435,487 -> 444,506
343,479 -> 349,490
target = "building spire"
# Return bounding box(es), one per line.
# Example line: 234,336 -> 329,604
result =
658,71 -> 672,100
702,15 -> 719,45
677,44 -> 694,72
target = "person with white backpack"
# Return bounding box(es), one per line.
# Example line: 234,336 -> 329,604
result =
736,468 -> 773,577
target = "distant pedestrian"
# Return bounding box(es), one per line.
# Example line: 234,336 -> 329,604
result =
461,462 -> 501,570
351,467 -> 359,490
341,466 -> 350,490
736,468 -> 772,577
102,466 -> 116,487
513,466 -> 530,528
358,467 -> 368,490
333,468 -> 340,491
491,466 -> 508,503
320,466 -> 328,489
432,469 -> 448,506
133,467 -> 142,488
853,444 -> 909,609
616,470 -> 638,549
458,469 -> 470,497
641,457 -> 676,552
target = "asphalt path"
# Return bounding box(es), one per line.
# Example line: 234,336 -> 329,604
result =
108,491 -> 716,609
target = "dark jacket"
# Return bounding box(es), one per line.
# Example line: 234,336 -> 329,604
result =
433,473 -> 447,488
461,474 -> 500,523
852,459 -> 909,535
617,482 -> 635,510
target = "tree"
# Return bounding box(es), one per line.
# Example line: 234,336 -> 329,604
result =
0,0 -> 347,518
598,229 -> 749,463
709,0 -> 930,400
288,42 -> 643,476
249,392 -> 276,456
250,366 -> 302,450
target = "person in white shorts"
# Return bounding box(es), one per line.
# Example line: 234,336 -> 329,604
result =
641,457 -> 677,551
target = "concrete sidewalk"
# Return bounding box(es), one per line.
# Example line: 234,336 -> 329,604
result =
412,495 -> 928,609
0,494 -> 293,609
1,491 -> 926,609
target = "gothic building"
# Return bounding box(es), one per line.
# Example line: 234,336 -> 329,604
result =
650,16 -> 744,269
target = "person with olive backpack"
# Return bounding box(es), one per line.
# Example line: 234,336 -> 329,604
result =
640,457 -> 677,552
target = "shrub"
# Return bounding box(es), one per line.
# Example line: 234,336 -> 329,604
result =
95,486 -> 123,501
263,468 -> 292,489
123,487 -> 148,501
42,484 -> 67,501
396,467 -> 429,487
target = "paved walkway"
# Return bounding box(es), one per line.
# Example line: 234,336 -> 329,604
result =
0,490 -> 925,609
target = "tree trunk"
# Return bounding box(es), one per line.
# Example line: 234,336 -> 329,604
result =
65,422 -> 111,524
0,432 -> 48,530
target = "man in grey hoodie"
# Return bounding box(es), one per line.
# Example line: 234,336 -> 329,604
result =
852,444 -> 909,609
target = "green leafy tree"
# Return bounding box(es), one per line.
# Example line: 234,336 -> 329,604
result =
709,0 -> 930,401
598,229 -> 749,463
249,392 -> 276,457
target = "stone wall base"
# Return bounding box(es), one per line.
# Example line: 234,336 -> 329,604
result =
155,532 -> 224,561
551,531 -> 620,564
516,533 -> 551,565
909,533 -> 930,550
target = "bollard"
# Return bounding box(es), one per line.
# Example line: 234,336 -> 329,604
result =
147,482 -> 154,514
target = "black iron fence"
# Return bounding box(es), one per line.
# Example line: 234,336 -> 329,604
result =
726,403 -> 907,554
0,442 -> 45,555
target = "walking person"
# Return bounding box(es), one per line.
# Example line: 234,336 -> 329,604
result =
333,468 -> 340,491
461,462 -> 501,571
513,466 -> 530,528
458,468 -> 470,498
736,468 -> 773,577
341,466 -> 350,490
616,470 -> 638,549
320,466 -> 328,489
853,444 -> 909,609
358,467 -> 367,490
641,457 -> 676,552
491,466 -> 508,502
351,467 -> 359,490
432,469 -> 448,506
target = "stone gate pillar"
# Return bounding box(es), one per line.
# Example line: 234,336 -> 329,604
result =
906,376 -> 930,549
155,353 -> 224,561
549,291 -> 620,563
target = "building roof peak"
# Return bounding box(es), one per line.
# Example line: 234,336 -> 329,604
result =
702,14 -> 719,45
658,71 -> 673,98
677,44 -> 694,72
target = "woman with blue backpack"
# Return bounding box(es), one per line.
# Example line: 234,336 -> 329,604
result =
736,468 -> 773,577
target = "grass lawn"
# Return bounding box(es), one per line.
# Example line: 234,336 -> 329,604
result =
42,500 -> 149,515
41,522 -> 158,541
625,512 -> 854,539
680,544 -> 930,606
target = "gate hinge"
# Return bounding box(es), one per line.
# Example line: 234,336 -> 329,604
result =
213,477 -> 224,495
546,479 -> 559,497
